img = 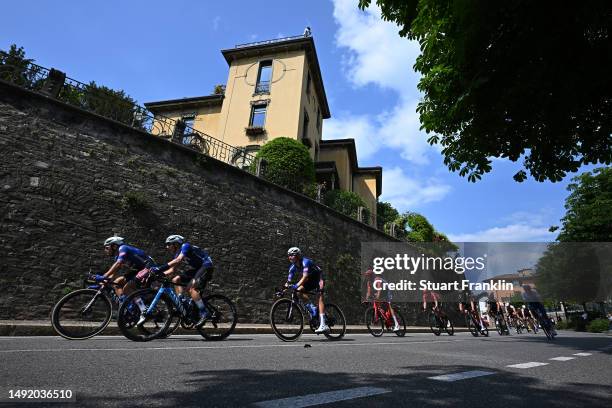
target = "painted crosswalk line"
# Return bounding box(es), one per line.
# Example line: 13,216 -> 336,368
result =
507,362 -> 549,369
253,387 -> 391,408
429,370 -> 496,382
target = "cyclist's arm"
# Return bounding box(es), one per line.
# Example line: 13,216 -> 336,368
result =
164,253 -> 184,275
294,272 -> 307,289
103,260 -> 123,279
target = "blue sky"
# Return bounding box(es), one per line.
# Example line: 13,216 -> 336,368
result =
2,0 -> 592,242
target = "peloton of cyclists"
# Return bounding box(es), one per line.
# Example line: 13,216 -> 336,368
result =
364,267 -> 401,332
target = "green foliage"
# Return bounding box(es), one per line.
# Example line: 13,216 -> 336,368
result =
213,84 -> 225,95
586,318 -> 610,333
377,201 -> 399,230
121,191 -> 150,212
253,137 -> 316,193
509,293 -> 524,306
556,167 -> 612,242
394,212 -> 434,242
59,81 -> 144,129
323,189 -> 370,222
358,1 -> 612,182
0,44 -> 43,88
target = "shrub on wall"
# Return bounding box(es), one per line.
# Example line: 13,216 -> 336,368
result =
323,190 -> 370,222
252,137 -> 315,193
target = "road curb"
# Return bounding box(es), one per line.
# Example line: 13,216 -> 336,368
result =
0,321 -> 471,336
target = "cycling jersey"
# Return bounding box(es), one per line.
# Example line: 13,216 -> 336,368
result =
116,245 -> 154,270
174,242 -> 213,270
488,300 -> 500,314
287,258 -> 323,282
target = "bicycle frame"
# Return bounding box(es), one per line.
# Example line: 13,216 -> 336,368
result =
145,281 -> 187,317
372,301 -> 393,327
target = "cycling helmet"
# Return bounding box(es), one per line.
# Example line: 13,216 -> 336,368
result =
104,236 -> 124,246
287,247 -> 301,256
165,234 -> 185,245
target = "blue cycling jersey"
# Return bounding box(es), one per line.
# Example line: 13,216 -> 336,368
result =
116,245 -> 154,270
174,242 -> 213,269
287,257 -> 322,282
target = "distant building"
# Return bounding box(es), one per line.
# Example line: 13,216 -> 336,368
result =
145,34 -> 381,223
482,268 -> 536,302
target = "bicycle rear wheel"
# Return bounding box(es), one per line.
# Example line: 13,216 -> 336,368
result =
394,309 -> 407,337
323,303 -> 346,340
270,298 -> 304,342
197,294 -> 237,341
51,289 -> 112,340
118,288 -> 173,342
429,312 -> 441,336
365,306 -> 384,337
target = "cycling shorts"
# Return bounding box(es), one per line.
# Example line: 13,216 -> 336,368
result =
177,266 -> 214,291
302,275 -> 324,293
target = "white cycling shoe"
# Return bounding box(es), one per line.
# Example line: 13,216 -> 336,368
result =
136,314 -> 148,327
315,324 -> 330,333
392,324 -> 401,332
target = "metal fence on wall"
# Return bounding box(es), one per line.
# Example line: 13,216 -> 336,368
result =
0,49 -> 395,237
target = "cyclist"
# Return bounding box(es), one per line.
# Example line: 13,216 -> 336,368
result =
422,288 -> 441,313
285,247 -> 328,333
522,285 -> 556,336
150,235 -> 214,328
364,268 -> 401,332
487,293 -> 508,334
100,236 -> 154,298
459,291 -> 486,332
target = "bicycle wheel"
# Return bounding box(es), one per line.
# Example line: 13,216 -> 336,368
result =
197,294 -> 237,341
495,318 -> 503,335
365,307 -> 384,337
394,309 -> 407,337
444,317 -> 454,336
159,312 -> 182,339
429,312 -> 441,336
270,298 -> 304,342
51,289 -> 112,340
118,288 -> 173,342
466,314 -> 479,337
323,303 -> 346,340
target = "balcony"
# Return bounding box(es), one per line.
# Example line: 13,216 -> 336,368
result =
254,81 -> 270,95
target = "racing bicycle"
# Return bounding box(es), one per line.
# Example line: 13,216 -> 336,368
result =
364,299 -> 406,337
269,287 -> 346,342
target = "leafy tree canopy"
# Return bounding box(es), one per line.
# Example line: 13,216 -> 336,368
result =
323,189 -> 370,222
359,1 -> 612,182
555,167 -> 612,242
253,137 -> 316,192
376,201 -> 400,230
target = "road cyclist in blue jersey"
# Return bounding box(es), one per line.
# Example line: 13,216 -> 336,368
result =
149,234 -> 214,328
285,247 -> 329,333
97,236 -> 155,313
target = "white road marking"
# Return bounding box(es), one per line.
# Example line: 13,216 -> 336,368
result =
506,362 -> 549,369
252,386 -> 390,408
428,370 -> 495,382
549,357 -> 575,361
0,338 -> 472,354
573,352 -> 592,356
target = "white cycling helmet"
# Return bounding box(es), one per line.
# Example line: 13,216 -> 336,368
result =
287,247 -> 301,256
166,234 -> 185,245
104,236 -> 124,246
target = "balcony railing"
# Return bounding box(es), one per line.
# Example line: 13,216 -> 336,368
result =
254,81 -> 270,94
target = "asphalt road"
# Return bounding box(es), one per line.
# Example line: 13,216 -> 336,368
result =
0,331 -> 610,407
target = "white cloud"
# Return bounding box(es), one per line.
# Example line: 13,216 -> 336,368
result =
380,166 -> 451,212
328,0 -> 434,165
213,16 -> 221,31
448,225 -> 555,242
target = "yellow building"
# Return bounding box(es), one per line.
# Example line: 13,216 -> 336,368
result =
145,34 -> 382,224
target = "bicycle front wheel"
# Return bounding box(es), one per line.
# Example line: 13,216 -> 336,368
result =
365,307 -> 384,337
118,288 -> 173,342
197,294 -> 237,341
270,298 -> 304,342
51,289 -> 112,340
323,303 -> 346,340
466,314 -> 479,337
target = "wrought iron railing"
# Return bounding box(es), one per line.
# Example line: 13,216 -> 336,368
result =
0,50 -> 259,172
254,81 -> 270,94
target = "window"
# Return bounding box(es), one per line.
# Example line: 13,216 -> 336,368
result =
181,116 -> 195,145
255,60 -> 272,94
302,110 -> 309,141
250,104 -> 267,127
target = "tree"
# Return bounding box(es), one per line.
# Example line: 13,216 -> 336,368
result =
0,44 -> 38,87
376,201 -> 399,230
253,137 -> 316,193
555,167 -> 612,242
323,190 -> 370,222
358,1 -> 612,182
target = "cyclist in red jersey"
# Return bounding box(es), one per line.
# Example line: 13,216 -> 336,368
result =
364,268 -> 400,332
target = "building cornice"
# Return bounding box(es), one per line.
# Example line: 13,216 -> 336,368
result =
144,94 -> 223,111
